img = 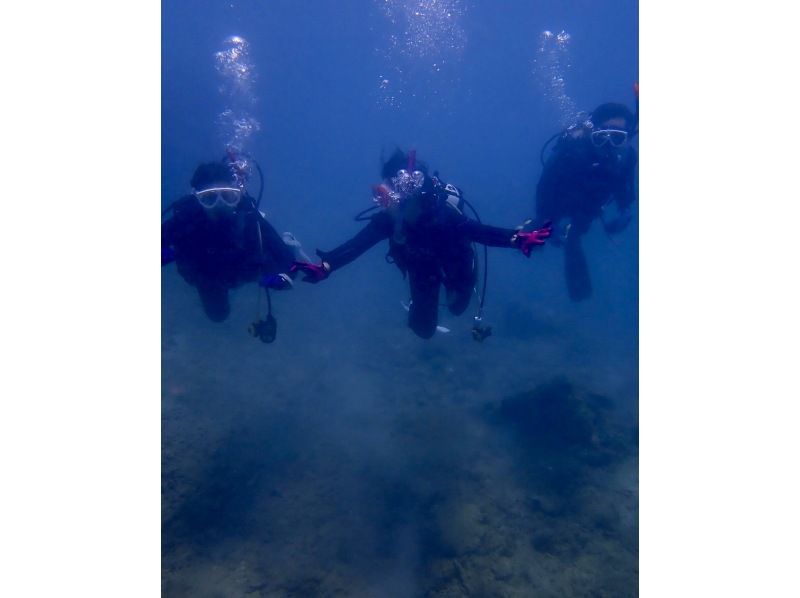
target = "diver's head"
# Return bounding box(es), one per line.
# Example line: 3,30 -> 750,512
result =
381,148 -> 430,200
191,161 -> 242,218
588,103 -> 635,152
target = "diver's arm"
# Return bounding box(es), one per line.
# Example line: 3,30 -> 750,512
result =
616,151 -> 638,213
161,199 -> 184,246
605,152 -> 638,234
458,219 -> 519,248
161,215 -> 177,266
256,216 -> 296,273
604,185 -> 635,235
535,158 -> 563,225
316,211 -> 393,272
161,196 -> 196,265
161,217 -> 175,246
458,216 -> 552,257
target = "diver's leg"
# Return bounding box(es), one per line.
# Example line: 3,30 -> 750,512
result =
444,249 -> 477,316
564,228 -> 592,301
407,266 -> 440,339
197,284 -> 231,322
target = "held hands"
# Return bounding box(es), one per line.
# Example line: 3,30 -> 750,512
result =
289,260 -> 330,283
514,222 -> 552,257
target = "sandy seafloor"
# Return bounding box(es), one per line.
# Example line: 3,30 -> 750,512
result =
162,246 -> 638,597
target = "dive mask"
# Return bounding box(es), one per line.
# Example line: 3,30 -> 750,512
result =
391,169 -> 425,196
195,186 -> 242,209
590,129 -> 629,148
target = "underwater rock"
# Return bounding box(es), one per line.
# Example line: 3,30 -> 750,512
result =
489,377 -> 634,466
489,555 -> 515,581
526,493 -> 563,516
433,500 -> 485,556
531,530 -> 557,554
584,492 -> 622,534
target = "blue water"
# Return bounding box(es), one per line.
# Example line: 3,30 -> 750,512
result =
162,1 -> 638,595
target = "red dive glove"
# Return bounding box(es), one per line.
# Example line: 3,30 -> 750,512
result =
290,260 -> 330,283
514,223 -> 552,257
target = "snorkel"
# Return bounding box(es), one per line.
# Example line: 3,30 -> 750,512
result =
631,82 -> 639,139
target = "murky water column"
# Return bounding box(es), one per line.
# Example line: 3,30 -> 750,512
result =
532,30 -> 584,128
214,35 -> 260,182
375,0 -> 467,108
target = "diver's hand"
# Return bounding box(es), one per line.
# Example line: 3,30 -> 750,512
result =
162,246 -> 175,266
290,260 -> 330,283
514,223 -> 552,257
259,273 -> 293,291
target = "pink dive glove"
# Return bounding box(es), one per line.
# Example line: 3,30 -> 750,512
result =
515,223 -> 552,257
290,260 -> 330,283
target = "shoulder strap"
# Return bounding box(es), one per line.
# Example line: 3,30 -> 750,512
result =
440,182 -> 465,214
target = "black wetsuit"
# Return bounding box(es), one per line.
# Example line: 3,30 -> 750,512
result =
162,194 -> 295,322
318,184 -> 517,339
536,131 -> 637,301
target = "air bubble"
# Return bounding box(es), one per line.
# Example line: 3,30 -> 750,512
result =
374,0 -> 467,108
533,29 -> 582,128
214,36 -> 261,175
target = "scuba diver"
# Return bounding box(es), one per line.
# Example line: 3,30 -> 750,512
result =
162,155 -> 307,342
290,149 -> 552,340
536,85 -> 639,301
